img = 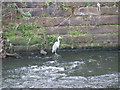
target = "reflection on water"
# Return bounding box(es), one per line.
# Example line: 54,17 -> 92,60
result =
2,50 -> 119,88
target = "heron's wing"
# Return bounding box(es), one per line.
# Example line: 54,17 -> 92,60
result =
52,42 -> 59,53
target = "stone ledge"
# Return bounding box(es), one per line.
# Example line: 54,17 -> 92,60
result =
3,15 -> 118,26
74,7 -> 118,15
2,2 -> 118,8
45,25 -> 118,35
11,43 -> 118,52
12,45 -> 40,52
62,34 -> 118,44
2,7 -> 118,19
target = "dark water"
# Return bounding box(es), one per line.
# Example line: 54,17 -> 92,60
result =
2,50 -> 119,88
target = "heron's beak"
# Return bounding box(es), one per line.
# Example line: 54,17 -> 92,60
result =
60,37 -> 63,39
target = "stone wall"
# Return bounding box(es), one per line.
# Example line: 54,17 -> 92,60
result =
0,31 -> 6,58
1,2 -> 5,58
2,2 -> 119,51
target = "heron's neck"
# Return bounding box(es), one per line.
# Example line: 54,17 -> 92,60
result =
58,38 -> 60,43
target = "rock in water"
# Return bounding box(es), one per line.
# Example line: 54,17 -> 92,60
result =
52,54 -> 63,61
40,50 -> 47,55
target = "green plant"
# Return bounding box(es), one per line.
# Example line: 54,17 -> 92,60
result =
92,36 -> 96,40
68,30 -> 87,36
46,34 -> 58,44
44,0 -> 52,7
113,2 -> 117,7
44,2 -> 50,7
60,4 -> 69,11
4,2 -> 32,21
68,30 -> 86,48
3,22 -> 65,50
29,36 -> 42,45
18,8 -> 32,17
45,34 -> 65,49
22,31 -> 34,37
102,41 -> 108,44
17,23 -> 37,31
85,24 -> 91,27
16,15 -> 21,19
3,23 -> 37,39
18,8 -> 32,20
6,23 -> 16,31
7,3 -> 17,8
85,24 -> 91,29
84,2 -> 91,6
9,36 -> 28,45
38,27 -> 46,35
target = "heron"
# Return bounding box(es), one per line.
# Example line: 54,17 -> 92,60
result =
97,3 -> 101,11
52,36 -> 62,55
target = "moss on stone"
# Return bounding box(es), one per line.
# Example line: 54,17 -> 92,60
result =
68,30 -> 87,36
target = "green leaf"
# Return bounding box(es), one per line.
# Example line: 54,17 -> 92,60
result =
23,16 -> 29,20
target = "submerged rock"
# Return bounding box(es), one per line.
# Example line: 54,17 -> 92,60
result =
52,54 -> 63,61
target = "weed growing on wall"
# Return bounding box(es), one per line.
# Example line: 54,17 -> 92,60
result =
60,4 -> 69,11
68,30 -> 87,36
3,22 -> 61,50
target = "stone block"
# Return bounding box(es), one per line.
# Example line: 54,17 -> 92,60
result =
101,7 -> 118,15
13,46 -> 39,51
35,17 -> 70,27
45,26 -> 69,35
23,7 -> 72,17
70,15 -> 118,26
2,13 -> 118,26
74,7 -> 118,16
88,25 -> 118,34
63,35 -> 93,43
74,7 -> 99,16
93,34 -> 118,43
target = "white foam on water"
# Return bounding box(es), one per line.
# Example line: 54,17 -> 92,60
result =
41,66 -> 65,72
68,61 -> 85,69
31,65 -> 38,68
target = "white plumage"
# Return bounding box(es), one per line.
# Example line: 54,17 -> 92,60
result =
97,3 -> 101,11
52,36 -> 62,55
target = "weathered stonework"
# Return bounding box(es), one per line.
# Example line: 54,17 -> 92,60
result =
0,32 -> 6,58
3,15 -> 118,26
44,25 -> 118,35
2,2 -> 119,52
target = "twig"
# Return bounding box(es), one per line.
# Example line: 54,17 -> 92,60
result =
27,37 -> 32,50
55,14 -> 72,34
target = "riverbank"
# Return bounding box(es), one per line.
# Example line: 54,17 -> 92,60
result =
1,2 -> 119,58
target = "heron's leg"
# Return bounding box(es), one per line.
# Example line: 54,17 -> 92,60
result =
98,6 -> 101,11
55,50 -> 57,55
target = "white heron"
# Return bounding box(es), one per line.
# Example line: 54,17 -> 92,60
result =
52,36 -> 62,55
97,3 -> 101,11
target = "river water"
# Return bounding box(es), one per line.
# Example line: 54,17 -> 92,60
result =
2,50 -> 119,88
